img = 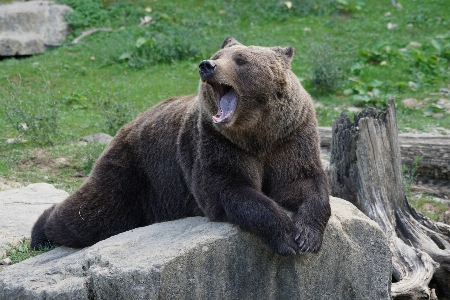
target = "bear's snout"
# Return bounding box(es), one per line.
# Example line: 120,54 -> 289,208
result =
199,60 -> 216,81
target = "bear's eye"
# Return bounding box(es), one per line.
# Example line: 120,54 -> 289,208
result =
235,58 -> 247,66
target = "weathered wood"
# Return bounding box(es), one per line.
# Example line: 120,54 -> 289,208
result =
319,126 -> 450,180
329,99 -> 450,299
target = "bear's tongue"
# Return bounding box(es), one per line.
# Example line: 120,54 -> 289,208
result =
213,88 -> 237,124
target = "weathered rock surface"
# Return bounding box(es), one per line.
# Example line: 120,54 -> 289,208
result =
0,194 -> 392,300
0,183 -> 68,256
0,1 -> 72,56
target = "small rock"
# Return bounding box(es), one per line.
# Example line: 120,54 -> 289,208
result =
284,1 -> 292,9
387,23 -> 397,30
402,98 -> 421,109
408,81 -> 417,91
408,41 -> 422,48
139,15 -> 152,26
82,133 -> 113,145
433,113 -> 445,119
0,258 -> 11,265
437,98 -> 450,112
6,138 -> 27,144
439,88 -> 450,95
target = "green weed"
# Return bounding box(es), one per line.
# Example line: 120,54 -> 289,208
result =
309,39 -> 346,95
56,0 -> 145,35
117,26 -> 200,68
409,194 -> 449,221
2,238 -> 58,264
402,156 -> 421,196
0,77 -> 60,146
358,40 -> 401,65
73,142 -> 107,176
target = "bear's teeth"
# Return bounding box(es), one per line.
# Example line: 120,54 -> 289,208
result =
213,89 -> 237,124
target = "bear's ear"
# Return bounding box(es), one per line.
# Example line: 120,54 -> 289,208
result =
221,37 -> 243,49
272,46 -> 295,67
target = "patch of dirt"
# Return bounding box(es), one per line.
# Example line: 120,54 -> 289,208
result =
0,176 -> 22,191
417,200 -> 450,224
18,149 -> 70,172
411,177 -> 450,224
413,176 -> 450,199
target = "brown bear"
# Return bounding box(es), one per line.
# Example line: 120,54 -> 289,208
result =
31,37 -> 331,256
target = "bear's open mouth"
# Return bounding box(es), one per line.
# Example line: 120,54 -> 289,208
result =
208,82 -> 237,124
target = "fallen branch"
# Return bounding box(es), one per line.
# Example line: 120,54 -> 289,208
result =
319,127 -> 450,180
70,28 -> 113,45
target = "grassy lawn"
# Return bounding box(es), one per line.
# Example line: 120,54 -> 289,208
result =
0,0 -> 449,195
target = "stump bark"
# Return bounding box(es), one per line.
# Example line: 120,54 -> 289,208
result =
329,99 -> 450,299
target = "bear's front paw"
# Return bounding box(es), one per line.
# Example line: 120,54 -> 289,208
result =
271,231 -> 299,256
292,223 -> 324,254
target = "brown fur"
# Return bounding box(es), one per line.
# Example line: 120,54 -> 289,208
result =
31,37 -> 331,255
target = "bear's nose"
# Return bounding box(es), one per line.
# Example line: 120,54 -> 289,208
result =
199,60 -> 216,80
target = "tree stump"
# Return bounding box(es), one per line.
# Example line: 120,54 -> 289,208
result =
329,99 -> 450,299
318,127 -> 450,181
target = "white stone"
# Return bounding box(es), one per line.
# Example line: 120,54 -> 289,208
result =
0,1 -> 72,56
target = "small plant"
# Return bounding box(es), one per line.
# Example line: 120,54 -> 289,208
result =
409,194 -> 449,221
2,238 -> 58,264
336,0 -> 365,14
2,97 -> 60,146
309,40 -> 346,95
118,26 -> 199,68
95,92 -> 137,136
56,0 -> 145,35
358,40 -> 400,65
348,79 -> 390,107
402,156 -> 421,196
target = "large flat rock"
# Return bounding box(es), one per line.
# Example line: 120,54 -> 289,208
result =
0,194 -> 392,300
0,1 -> 72,56
0,183 -> 68,255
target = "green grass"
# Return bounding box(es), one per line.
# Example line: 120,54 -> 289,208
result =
1,238 -> 58,264
409,194 -> 449,221
0,0 -> 449,192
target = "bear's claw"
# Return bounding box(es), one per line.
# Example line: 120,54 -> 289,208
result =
292,224 -> 323,254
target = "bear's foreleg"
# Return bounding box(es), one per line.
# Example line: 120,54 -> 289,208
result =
290,174 -> 331,253
193,160 -> 301,256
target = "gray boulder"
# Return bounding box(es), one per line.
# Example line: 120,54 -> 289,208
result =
0,183 -> 68,256
0,195 -> 392,300
0,1 -> 72,56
